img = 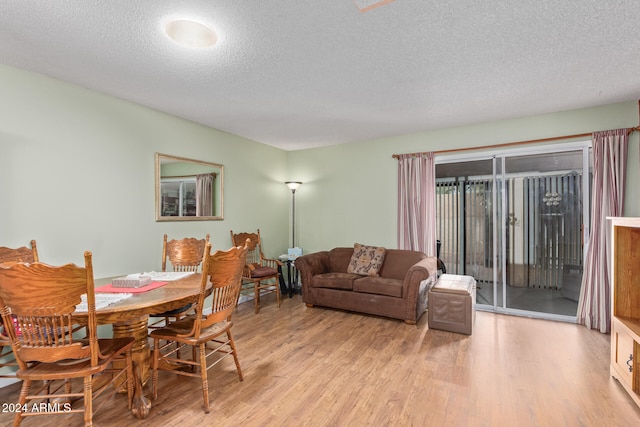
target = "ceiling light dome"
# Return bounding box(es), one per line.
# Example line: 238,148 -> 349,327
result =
164,19 -> 217,48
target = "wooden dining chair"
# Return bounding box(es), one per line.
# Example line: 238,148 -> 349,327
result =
0,239 -> 39,265
151,241 -> 248,413
0,240 -> 39,379
0,253 -> 135,427
230,229 -> 282,313
149,234 -> 210,329
162,233 -> 210,273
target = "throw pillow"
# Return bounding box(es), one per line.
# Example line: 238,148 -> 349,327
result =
347,243 -> 386,276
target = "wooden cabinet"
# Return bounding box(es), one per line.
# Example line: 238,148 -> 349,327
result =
609,217 -> 640,408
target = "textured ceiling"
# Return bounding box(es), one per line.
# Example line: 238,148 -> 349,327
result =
1,1 -> 640,151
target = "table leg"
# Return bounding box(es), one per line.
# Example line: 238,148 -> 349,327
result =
112,317 -> 151,385
277,264 -> 289,295
287,261 -> 301,297
110,317 -> 152,418
287,261 -> 294,298
294,268 -> 300,294
130,361 -> 151,419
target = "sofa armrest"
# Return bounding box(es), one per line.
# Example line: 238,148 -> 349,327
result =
403,256 -> 438,297
295,251 -> 330,287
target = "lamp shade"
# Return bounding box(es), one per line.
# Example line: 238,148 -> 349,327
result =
285,181 -> 302,191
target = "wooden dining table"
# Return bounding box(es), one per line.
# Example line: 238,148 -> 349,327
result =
72,272 -> 209,418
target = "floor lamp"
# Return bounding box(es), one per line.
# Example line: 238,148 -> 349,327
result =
285,181 -> 302,293
285,181 -> 302,248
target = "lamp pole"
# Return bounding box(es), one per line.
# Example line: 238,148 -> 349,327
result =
291,188 -> 296,247
285,182 -> 302,248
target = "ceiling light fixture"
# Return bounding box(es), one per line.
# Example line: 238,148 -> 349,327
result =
164,19 -> 217,48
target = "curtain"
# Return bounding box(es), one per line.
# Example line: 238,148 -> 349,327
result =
195,173 -> 214,216
397,153 -> 437,256
577,129 -> 628,333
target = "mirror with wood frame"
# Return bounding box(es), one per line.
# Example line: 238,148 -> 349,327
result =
155,153 -> 224,221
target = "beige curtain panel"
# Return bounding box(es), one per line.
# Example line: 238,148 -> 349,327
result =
196,173 -> 214,217
577,128 -> 628,333
396,152 -> 437,256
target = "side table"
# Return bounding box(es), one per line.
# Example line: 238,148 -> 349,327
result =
278,254 -> 300,297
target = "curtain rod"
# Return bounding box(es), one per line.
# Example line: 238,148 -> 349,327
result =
161,173 -> 217,179
391,126 -> 640,159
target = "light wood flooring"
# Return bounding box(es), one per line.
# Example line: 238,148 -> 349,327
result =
1,294 -> 639,426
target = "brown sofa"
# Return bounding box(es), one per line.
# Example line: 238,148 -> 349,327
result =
295,247 -> 438,324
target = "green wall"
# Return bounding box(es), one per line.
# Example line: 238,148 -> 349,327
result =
2,63 -> 639,267
287,102 -> 640,254
0,64 -> 290,277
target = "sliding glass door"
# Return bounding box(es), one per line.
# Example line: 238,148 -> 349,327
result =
436,142 -> 591,320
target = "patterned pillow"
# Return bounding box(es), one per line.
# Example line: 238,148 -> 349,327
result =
347,243 -> 386,276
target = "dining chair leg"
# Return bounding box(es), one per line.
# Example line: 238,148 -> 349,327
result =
192,345 -> 198,371
14,379 -> 30,426
152,338 -> 160,400
254,283 -> 260,314
83,375 -> 93,427
199,343 -> 210,413
227,330 -> 244,381
276,280 -> 281,308
126,352 -> 134,409
64,379 -> 73,406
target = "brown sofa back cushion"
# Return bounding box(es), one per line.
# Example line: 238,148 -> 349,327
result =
327,247 -> 426,281
378,250 -> 426,280
328,248 -> 355,273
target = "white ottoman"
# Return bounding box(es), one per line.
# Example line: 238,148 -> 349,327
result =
428,274 -> 476,335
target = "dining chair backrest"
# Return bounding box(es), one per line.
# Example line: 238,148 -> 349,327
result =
0,239 -> 40,377
229,229 -> 264,267
187,241 -> 248,337
162,234 -> 210,272
0,252 -> 98,368
0,240 -> 39,266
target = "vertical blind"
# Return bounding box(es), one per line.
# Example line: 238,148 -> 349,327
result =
436,172 -> 584,289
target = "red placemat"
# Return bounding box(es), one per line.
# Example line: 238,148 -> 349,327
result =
96,281 -> 168,293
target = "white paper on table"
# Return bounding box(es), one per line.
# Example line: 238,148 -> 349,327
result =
142,271 -> 195,281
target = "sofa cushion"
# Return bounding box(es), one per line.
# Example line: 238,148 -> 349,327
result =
347,243 -> 386,276
378,250 -> 426,280
311,272 -> 361,290
328,248 -> 355,273
353,276 -> 403,298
